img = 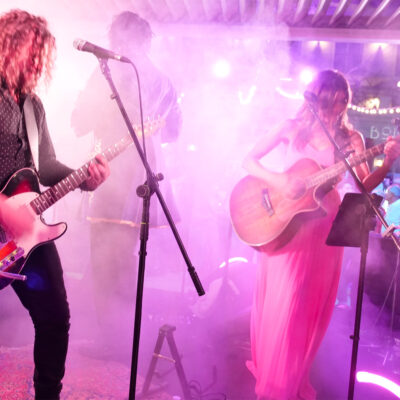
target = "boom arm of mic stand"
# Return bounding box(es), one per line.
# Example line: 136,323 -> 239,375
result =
153,183 -> 205,295
97,58 -> 204,296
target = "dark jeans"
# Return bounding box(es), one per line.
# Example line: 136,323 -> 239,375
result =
12,242 -> 70,400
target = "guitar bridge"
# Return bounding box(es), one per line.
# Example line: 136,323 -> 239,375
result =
262,188 -> 274,216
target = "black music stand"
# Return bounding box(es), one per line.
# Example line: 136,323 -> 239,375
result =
326,193 -> 382,247
326,192 -> 382,399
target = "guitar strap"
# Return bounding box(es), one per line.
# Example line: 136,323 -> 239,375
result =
23,96 -> 39,172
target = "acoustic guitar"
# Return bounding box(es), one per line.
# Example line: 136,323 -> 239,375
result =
230,141 -> 385,250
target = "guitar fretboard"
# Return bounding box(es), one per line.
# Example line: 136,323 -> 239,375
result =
305,142 -> 385,189
30,136 -> 132,215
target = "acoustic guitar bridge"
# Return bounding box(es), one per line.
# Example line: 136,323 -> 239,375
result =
262,188 -> 274,216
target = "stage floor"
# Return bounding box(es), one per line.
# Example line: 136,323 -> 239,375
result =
0,342 -> 173,400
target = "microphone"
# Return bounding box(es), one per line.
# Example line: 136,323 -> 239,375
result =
73,39 -> 129,63
304,91 -> 318,103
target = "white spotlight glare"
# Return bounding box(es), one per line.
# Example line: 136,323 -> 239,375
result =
218,257 -> 249,269
319,41 -> 329,50
299,68 -> 315,85
212,59 -> 231,79
370,42 -> 389,52
177,92 -> 185,104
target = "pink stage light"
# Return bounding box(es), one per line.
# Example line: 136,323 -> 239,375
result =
357,371 -> 400,398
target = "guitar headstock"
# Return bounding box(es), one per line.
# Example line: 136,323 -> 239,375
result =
94,116 -> 167,163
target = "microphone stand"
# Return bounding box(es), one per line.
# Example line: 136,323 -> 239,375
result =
97,58 -> 205,400
304,96 -> 400,400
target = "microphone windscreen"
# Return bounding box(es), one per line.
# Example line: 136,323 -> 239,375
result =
73,39 -> 85,50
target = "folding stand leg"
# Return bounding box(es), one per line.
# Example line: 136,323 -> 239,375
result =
141,324 -> 192,400
141,326 -> 167,395
164,326 -> 192,400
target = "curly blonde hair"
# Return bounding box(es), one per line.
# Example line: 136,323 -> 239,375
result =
0,9 -> 55,101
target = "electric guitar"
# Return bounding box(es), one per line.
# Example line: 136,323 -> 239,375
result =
0,119 -> 163,290
230,141 -> 386,251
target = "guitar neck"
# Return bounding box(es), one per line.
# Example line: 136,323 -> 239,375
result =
306,142 -> 385,188
30,136 -> 132,215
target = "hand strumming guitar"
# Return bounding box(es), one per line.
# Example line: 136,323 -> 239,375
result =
362,136 -> 400,192
383,136 -> 400,166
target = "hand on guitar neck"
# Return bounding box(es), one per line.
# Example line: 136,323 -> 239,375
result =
0,193 -> 35,239
79,154 -> 110,191
0,154 -> 109,239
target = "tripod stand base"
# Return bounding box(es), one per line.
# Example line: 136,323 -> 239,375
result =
141,324 -> 191,400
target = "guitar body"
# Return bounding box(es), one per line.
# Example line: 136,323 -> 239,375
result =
0,169 -> 67,290
229,158 -> 328,250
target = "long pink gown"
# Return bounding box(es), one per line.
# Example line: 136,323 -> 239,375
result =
247,141 -> 344,400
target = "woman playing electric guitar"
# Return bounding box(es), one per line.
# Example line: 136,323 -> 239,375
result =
242,69 -> 400,400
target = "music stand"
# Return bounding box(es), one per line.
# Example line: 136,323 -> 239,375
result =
326,192 -> 382,399
326,193 -> 382,247
302,88 -> 400,400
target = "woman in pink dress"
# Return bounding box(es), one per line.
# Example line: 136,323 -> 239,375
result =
243,70 -> 400,400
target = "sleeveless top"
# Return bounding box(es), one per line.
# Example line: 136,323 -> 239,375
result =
284,139 -> 335,169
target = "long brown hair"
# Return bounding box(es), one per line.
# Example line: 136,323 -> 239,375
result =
0,9 -> 55,101
294,69 -> 352,150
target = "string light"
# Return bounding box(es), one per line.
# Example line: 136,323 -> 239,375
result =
348,104 -> 400,115
273,84 -> 400,115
